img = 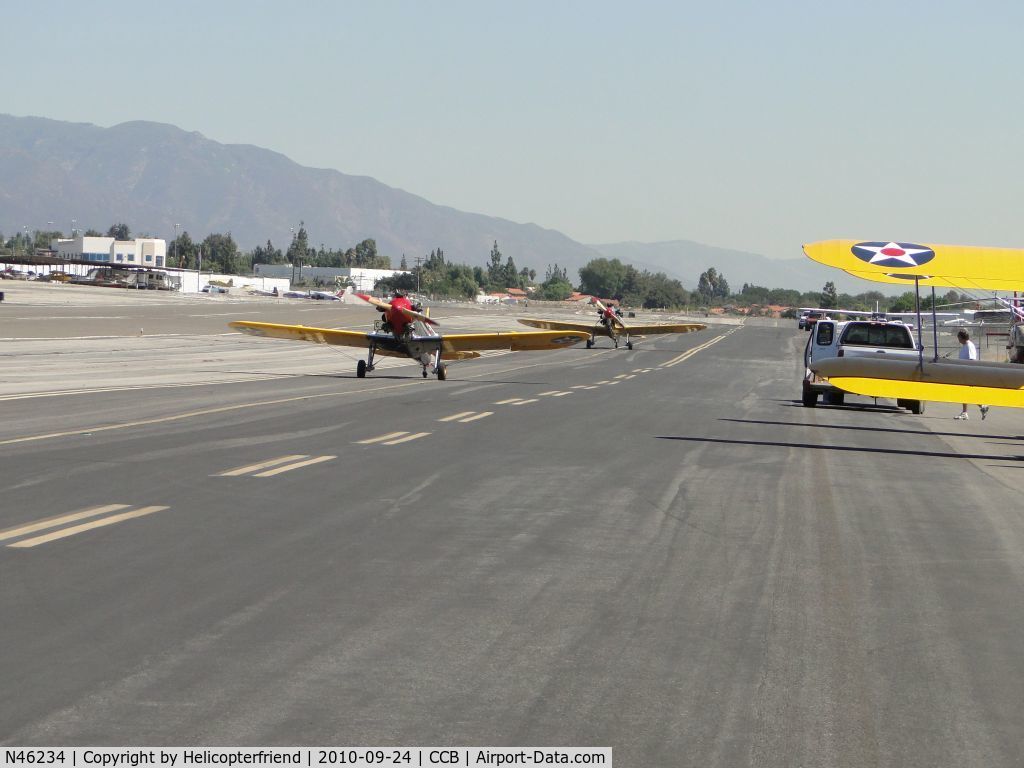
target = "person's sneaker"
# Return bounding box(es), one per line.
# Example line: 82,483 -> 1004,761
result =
954,412 -> 968,420
981,405 -> 989,420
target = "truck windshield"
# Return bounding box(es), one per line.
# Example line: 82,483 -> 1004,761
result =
840,324 -> 913,348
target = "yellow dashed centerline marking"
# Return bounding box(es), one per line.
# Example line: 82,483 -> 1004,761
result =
356,431 -> 412,445
0,504 -> 131,543
252,455 -> 336,477
217,455 -> 308,476
8,506 -> 170,548
458,411 -> 493,423
381,432 -> 431,445
438,411 -> 478,422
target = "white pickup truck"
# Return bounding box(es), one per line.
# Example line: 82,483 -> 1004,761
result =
802,319 -> 925,413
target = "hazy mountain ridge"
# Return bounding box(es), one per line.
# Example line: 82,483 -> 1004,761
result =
0,113 -> 892,294
0,114 -> 602,274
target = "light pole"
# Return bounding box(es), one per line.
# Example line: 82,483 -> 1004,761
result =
289,227 -> 296,286
173,223 -> 180,268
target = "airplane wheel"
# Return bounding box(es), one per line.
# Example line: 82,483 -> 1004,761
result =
908,399 -> 925,415
586,339 -> 593,349
422,369 -> 428,378
357,360 -> 367,378
627,341 -> 633,350
437,363 -> 447,381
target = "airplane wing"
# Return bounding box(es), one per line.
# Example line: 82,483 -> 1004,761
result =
227,320 -> 421,355
621,322 -> 707,335
229,320 -> 369,346
806,240 -> 1024,291
442,330 -> 589,353
231,322 -> 585,356
517,318 -> 599,333
517,318 -> 706,335
812,356 -> 1024,408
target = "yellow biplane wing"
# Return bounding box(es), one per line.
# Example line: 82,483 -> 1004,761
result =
805,239 -> 1024,291
230,321 -> 587,357
812,356 -> 1024,408
517,318 -> 706,335
441,330 -> 589,352
516,318 -> 597,334
619,322 -> 707,335
230,321 -> 371,347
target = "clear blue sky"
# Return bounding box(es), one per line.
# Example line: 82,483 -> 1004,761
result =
5,0 -> 1024,260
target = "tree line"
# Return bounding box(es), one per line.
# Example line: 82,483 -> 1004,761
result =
3,223 -> 981,312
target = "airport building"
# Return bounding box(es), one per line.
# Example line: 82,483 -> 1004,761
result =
50,235 -> 167,267
253,264 -> 408,291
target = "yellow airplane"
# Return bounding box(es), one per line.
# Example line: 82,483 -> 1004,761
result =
518,297 -> 706,349
803,239 -> 1024,408
230,292 -> 589,380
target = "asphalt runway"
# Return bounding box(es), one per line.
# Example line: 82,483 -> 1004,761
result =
2,284 -> 1024,766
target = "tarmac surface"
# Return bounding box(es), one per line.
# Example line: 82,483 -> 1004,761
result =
2,282 -> 1023,766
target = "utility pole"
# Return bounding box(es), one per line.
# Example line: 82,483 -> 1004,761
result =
414,255 -> 424,296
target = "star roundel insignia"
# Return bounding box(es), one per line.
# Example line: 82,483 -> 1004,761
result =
851,241 -> 935,268
551,335 -> 583,345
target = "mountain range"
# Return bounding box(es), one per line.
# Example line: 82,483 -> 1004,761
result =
0,113 -> 885,294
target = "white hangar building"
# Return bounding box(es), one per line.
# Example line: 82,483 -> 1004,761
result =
51,235 -> 167,268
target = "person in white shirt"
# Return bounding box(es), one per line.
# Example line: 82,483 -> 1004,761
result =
955,330 -> 989,420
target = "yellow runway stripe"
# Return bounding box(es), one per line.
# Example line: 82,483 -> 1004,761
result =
252,455 -> 336,477
438,411 -> 478,422
660,331 -> 734,368
356,431 -> 410,445
458,411 -> 493,422
0,504 -> 131,543
381,432 -> 431,445
8,506 -> 169,548
217,455 -> 308,476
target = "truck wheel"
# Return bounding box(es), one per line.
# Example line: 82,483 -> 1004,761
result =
802,382 -> 818,408
908,400 -> 925,415
825,392 -> 844,406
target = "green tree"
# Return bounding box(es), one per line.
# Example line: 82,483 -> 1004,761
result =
170,231 -> 197,269
697,268 -> 729,303
821,281 -> 838,308
107,223 -> 131,240
579,258 -> 628,298
200,233 -> 243,274
889,292 -> 917,313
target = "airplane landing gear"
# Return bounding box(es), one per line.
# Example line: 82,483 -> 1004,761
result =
358,344 -> 377,378
436,362 -> 447,380
586,338 -> 594,349
626,340 -> 633,350
422,368 -> 428,378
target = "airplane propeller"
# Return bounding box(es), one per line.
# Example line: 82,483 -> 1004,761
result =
356,293 -> 439,326
591,297 -> 625,329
